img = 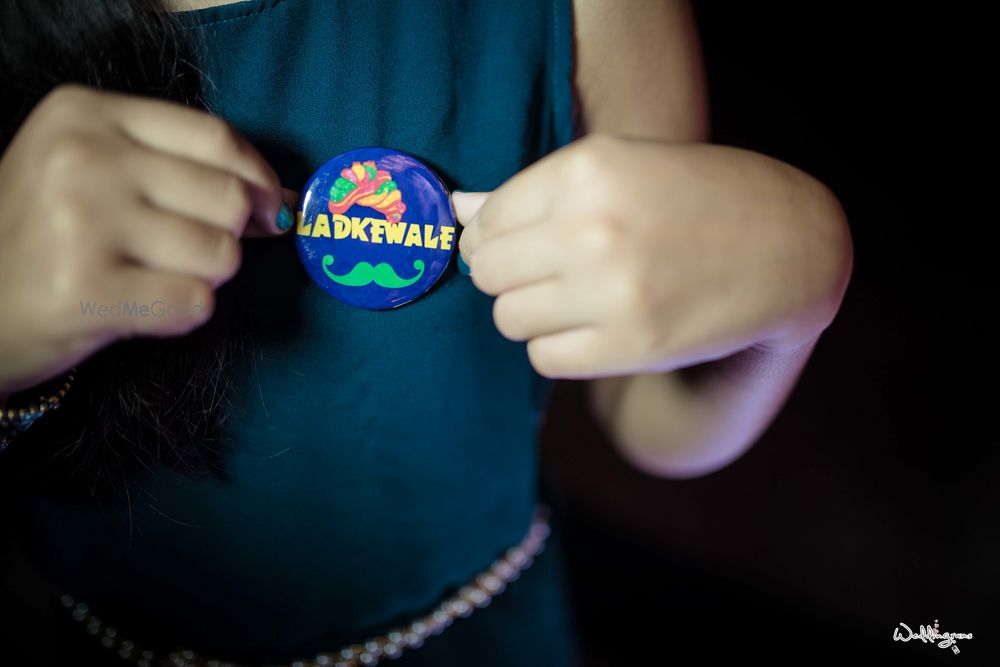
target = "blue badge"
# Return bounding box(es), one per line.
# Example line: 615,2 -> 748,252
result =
295,147 -> 457,310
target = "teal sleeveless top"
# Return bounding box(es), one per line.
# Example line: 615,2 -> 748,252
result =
18,1 -> 579,664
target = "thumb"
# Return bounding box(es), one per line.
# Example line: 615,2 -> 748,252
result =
243,187 -> 300,238
451,190 -> 491,265
452,190 -> 489,225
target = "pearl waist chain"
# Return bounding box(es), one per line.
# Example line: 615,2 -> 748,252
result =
54,506 -> 551,667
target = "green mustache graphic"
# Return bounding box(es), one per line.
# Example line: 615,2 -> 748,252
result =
322,255 -> 425,288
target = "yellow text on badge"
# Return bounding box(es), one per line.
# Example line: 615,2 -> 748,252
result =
297,212 -> 454,251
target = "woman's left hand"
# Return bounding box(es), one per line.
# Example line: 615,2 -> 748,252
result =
453,134 -> 852,379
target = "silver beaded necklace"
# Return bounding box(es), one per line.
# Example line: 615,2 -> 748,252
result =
57,506 -> 551,667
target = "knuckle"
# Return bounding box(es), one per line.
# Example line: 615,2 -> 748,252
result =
160,280 -> 215,335
582,132 -> 616,151
32,86 -> 100,135
613,270 -> 661,354
211,232 -> 242,280
576,214 -> 622,256
48,261 -> 100,323
186,280 -> 215,315
47,258 -> 85,303
205,117 -> 244,156
610,266 -> 648,319
44,133 -> 98,176
632,310 -> 662,358
48,196 -> 94,240
41,83 -> 92,114
563,138 -> 609,184
152,284 -> 214,337
221,175 -> 253,229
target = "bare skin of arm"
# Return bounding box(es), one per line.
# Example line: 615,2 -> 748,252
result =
163,0 -> 851,481
573,0 -> 852,478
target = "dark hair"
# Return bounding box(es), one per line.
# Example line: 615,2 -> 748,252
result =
0,0 -> 238,500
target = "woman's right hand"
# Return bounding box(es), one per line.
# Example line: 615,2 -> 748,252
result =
0,83 -> 291,397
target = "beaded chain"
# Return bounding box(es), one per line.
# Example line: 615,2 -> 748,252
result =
0,368 -> 76,452
58,506 -> 551,667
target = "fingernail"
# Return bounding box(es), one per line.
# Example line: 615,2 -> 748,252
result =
457,252 -> 472,276
276,202 -> 294,231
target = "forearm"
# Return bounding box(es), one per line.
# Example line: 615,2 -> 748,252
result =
586,162 -> 851,478
571,0 -> 850,477
588,336 -> 818,478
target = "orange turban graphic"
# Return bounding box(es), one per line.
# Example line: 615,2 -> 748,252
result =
328,160 -> 407,223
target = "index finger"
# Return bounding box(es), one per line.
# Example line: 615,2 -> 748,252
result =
101,91 -> 284,232
460,146 -> 566,244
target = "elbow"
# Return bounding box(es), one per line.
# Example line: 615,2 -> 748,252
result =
815,180 -> 854,321
609,429 -> 760,480
769,171 -> 855,350
802,176 -> 855,338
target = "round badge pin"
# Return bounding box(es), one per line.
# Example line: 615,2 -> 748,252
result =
295,147 -> 457,310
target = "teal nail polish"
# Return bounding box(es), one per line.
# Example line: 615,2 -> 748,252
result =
276,202 -> 294,231
457,253 -> 472,276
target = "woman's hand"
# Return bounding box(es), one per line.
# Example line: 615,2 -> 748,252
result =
453,134 -> 852,380
0,84 -> 295,396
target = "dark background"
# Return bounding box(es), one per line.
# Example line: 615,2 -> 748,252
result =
2,3 -> 994,666
541,4 -> 995,666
